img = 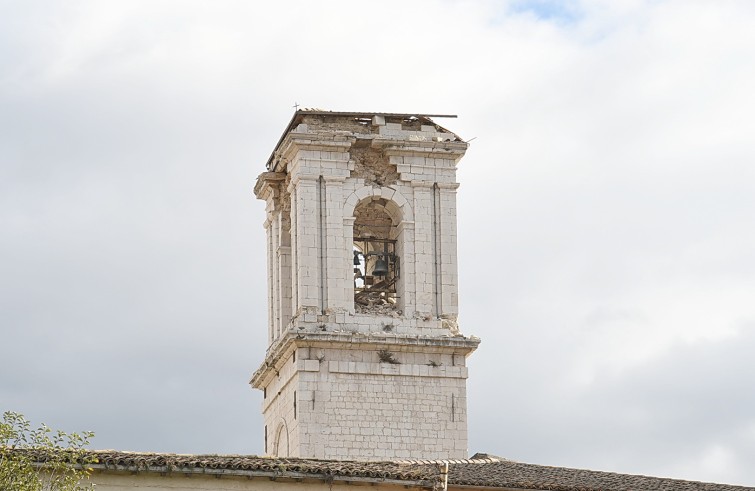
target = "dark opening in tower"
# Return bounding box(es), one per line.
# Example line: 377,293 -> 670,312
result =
353,198 -> 400,312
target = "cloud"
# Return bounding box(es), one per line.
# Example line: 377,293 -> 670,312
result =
2,0 -> 755,486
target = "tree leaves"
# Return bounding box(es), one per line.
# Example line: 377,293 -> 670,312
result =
0,411 -> 96,491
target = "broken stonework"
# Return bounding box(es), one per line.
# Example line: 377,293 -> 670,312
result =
353,198 -> 393,239
355,303 -> 401,317
350,146 -> 399,187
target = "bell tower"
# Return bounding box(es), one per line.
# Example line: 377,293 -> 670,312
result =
251,110 -> 479,460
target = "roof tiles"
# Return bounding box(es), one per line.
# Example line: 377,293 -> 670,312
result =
449,459 -> 754,491
21,450 -> 755,491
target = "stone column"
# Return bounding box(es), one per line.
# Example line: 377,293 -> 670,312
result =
438,183 -> 460,330
323,177 -> 347,313
264,217 -> 274,343
271,210 -> 281,338
412,183 -> 436,317
343,216 -> 356,314
292,177 -> 320,314
395,219 -> 415,317
289,185 -> 298,316
278,216 -> 292,331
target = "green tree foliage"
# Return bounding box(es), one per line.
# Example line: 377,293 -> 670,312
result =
0,411 -> 96,491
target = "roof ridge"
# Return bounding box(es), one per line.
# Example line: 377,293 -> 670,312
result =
88,450 -> 506,465
392,457 -> 504,465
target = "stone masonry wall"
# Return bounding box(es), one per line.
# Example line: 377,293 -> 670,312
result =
260,351 -> 300,457
261,344 -> 470,460
254,112 -> 476,461
297,365 -> 469,460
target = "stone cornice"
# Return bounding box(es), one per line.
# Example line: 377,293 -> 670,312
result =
253,172 -> 286,200
381,140 -> 468,160
250,330 -> 480,389
272,134 -> 355,172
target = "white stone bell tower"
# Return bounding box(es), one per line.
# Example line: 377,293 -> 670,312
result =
251,110 -> 479,460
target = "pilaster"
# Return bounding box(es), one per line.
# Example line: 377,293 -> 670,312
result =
323,177 -> 348,313
438,183 -> 461,321
411,183 -> 436,317
292,177 -> 320,314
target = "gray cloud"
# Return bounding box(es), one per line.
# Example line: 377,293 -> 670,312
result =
2,0 -> 755,486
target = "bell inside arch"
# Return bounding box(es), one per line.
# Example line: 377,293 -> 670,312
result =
372,256 -> 389,276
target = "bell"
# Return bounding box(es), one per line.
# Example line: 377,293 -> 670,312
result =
353,251 -> 361,266
372,256 -> 389,276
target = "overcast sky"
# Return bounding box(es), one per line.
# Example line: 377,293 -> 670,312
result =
2,0 -> 755,486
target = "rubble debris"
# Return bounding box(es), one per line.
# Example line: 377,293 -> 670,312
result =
355,303 -> 402,317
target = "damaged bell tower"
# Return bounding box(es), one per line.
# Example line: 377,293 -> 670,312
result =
251,110 -> 479,460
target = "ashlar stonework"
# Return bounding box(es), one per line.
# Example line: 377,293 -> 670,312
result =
252,111 -> 479,460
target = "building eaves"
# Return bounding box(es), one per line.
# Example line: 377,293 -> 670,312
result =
87,450 -> 438,488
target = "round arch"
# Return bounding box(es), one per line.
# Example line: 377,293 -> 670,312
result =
273,420 -> 290,457
345,186 -> 413,314
344,186 -> 413,224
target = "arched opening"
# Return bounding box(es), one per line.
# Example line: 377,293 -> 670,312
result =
352,197 -> 400,313
274,424 -> 289,457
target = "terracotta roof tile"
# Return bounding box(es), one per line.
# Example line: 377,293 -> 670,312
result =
18,449 -> 755,490
447,459 -> 754,491
87,450 -> 437,484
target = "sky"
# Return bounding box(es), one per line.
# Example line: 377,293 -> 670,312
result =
2,0 -> 755,486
